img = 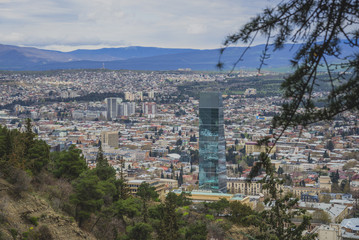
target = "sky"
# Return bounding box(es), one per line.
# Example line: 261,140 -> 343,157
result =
0,0 -> 279,52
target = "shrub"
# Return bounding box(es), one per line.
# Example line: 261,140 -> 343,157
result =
205,214 -> 214,220
37,225 -> 53,240
9,228 -> 18,240
9,169 -> 32,197
29,216 -> 38,226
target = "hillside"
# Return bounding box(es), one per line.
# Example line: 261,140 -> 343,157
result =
0,178 -> 95,240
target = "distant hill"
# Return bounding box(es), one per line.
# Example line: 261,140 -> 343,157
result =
0,43 -> 355,71
69,46 -> 196,61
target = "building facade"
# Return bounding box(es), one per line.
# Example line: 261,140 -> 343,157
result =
100,131 -> 119,148
245,141 -> 276,154
106,98 -> 122,120
118,102 -> 136,117
198,92 -> 227,193
142,102 -> 157,117
227,177 -> 285,196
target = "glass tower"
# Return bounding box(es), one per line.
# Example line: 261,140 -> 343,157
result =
198,92 -> 227,193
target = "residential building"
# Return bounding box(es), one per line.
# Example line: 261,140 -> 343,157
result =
127,179 -> 166,198
341,218 -> 359,239
101,131 -> 119,148
118,102 -> 136,116
227,177 -> 285,196
320,176 -> 332,192
245,141 -> 276,154
142,102 -> 157,117
106,98 -> 122,120
316,224 -> 341,240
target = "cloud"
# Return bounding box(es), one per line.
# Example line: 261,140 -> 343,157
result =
0,0 -> 280,50
187,23 -> 207,35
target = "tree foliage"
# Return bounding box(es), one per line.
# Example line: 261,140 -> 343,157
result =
50,145 -> 87,180
185,221 -> 207,240
220,0 -> 359,129
0,119 -> 49,176
95,144 -> 116,181
125,222 -> 153,240
156,192 -> 180,240
70,171 -> 106,227
136,182 -> 159,223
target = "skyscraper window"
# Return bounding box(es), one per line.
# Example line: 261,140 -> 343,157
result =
198,92 -> 227,193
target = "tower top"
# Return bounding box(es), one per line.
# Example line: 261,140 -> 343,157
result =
199,92 -> 223,108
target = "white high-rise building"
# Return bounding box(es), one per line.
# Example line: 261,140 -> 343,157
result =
148,91 -> 155,99
106,98 -> 122,120
118,102 -> 136,116
142,102 -> 157,117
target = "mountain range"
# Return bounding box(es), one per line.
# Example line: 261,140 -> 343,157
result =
0,43 -> 353,71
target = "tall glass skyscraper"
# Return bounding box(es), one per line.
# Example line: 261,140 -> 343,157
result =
198,92 -> 227,193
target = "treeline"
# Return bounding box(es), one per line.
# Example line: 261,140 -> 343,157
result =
0,120 -> 260,240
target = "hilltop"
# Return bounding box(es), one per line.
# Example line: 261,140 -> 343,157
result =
0,42 -> 353,71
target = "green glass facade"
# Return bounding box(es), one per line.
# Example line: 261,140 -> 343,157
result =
198,92 -> 227,193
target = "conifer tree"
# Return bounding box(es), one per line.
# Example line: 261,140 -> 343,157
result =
179,166 -> 184,186
95,143 -> 115,181
117,156 -> 130,200
136,182 -> 158,223
157,192 -> 180,240
51,145 -> 87,180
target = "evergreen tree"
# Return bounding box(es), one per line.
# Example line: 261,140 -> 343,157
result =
95,143 -> 115,181
178,166 -> 184,186
185,221 -> 207,240
277,166 -> 284,176
330,170 -> 339,184
157,192 -> 180,240
51,145 -> 87,180
126,222 -> 153,240
176,138 -> 182,146
136,182 -> 159,223
70,171 -> 105,227
326,140 -> 335,151
114,197 -> 141,229
24,118 -> 35,153
117,156 -> 130,200
308,153 -> 313,163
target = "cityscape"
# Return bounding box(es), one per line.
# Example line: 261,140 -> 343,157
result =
0,0 -> 359,240
0,67 -> 358,239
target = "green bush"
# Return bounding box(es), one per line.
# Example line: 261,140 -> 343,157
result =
29,216 -> 39,226
9,228 -> 18,240
205,214 -> 214,220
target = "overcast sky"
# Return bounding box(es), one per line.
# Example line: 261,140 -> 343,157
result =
0,0 -> 279,52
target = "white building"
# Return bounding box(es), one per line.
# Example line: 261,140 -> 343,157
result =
118,102 -> 136,117
106,98 -> 122,120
